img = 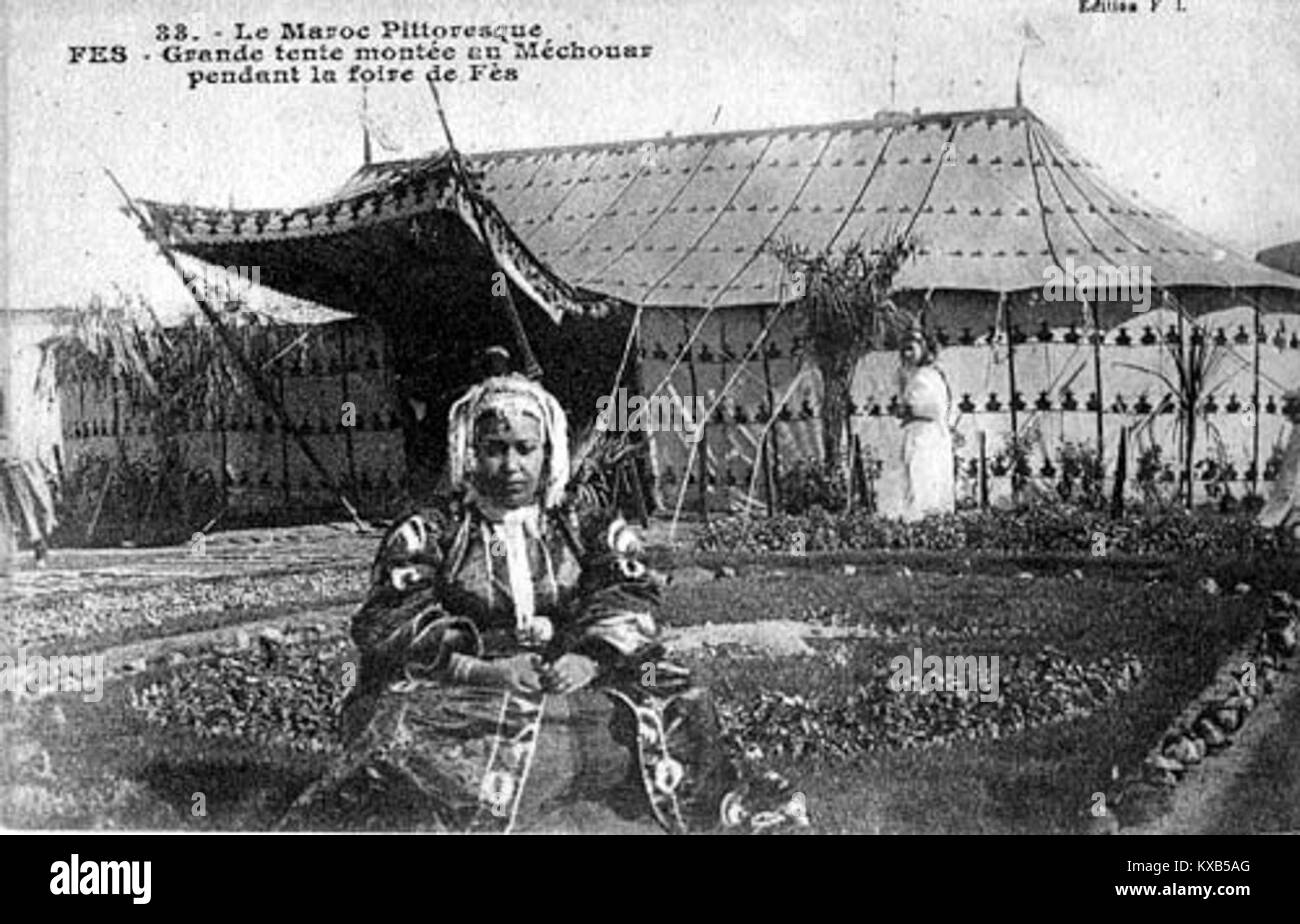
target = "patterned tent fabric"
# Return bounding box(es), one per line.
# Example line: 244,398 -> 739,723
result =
394,108 -> 1300,303
638,307 -> 807,513
140,106 -> 1300,316
639,304 -> 1300,513
59,319 -> 406,519
859,306 -> 1299,504
138,156 -> 595,321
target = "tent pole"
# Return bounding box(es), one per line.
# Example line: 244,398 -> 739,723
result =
339,323 -> 358,492
1177,298 -> 1192,509
106,169 -> 368,532
219,373 -> 229,513
426,82 -> 543,381
278,336 -> 291,510
718,320 -> 734,516
683,326 -> 710,521
1003,293 -> 1020,498
1252,293 -> 1261,498
758,303 -> 782,513
84,462 -> 115,542
1089,296 -> 1105,475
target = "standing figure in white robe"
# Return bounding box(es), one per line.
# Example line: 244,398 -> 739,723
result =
894,329 -> 956,521
1259,389 -> 1300,536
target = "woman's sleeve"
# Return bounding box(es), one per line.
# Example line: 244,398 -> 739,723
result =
352,506 -> 481,680
563,501 -> 665,668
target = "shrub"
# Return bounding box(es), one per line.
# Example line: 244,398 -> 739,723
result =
1056,442 -> 1105,508
53,452 -> 221,547
776,459 -> 848,515
1135,444 -> 1166,505
698,499 -> 1285,558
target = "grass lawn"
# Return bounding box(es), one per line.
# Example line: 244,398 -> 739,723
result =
3,551 -> 1293,833
664,555 -> 1283,833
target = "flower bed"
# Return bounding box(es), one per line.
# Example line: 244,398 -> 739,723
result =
128,627 -> 351,757
716,648 -> 1144,761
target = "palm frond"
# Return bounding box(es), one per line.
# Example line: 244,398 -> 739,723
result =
568,422 -> 644,511
764,231 -> 917,506
38,293 -> 255,435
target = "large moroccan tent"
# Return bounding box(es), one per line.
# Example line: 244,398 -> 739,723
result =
137,105 -> 1300,514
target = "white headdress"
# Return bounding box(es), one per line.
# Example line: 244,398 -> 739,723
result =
447,375 -> 570,508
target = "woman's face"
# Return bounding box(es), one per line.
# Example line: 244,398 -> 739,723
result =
472,410 -> 545,508
901,340 -> 925,365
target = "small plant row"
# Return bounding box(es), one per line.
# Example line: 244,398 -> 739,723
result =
698,504 -> 1288,557
714,648 -> 1145,762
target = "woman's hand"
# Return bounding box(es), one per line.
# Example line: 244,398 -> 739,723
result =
541,653 -> 600,694
478,653 -> 544,694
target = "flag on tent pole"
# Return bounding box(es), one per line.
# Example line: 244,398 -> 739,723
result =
1018,19 -> 1045,46
359,87 -> 402,156
1014,19 -> 1045,106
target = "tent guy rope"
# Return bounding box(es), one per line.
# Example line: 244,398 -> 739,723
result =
104,167 -> 370,532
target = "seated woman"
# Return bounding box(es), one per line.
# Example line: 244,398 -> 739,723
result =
279,373 -> 805,834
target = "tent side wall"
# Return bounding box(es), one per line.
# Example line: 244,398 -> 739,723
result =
58,317 -> 407,535
638,291 -> 1300,514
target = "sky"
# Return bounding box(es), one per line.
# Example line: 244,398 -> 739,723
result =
4,0 -> 1299,312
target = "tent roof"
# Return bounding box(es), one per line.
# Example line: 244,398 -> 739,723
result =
140,105 -> 1300,315
0,284 -> 351,331
1258,241 -> 1300,278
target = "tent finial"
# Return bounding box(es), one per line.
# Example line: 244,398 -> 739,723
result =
1015,19 -> 1045,109
361,86 -> 373,167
